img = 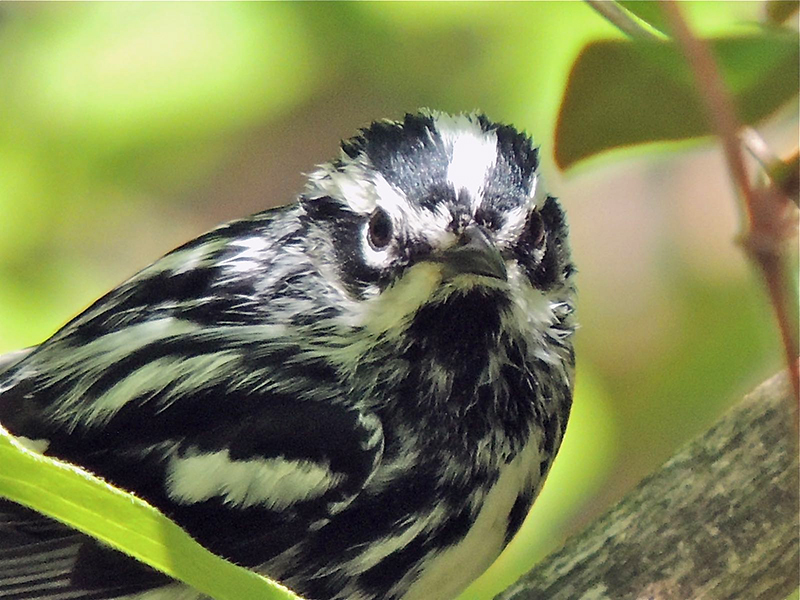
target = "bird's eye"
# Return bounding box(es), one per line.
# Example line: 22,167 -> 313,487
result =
527,211 -> 545,247
367,208 -> 393,250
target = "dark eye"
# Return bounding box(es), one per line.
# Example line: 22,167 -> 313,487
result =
367,207 -> 393,250
527,211 -> 545,247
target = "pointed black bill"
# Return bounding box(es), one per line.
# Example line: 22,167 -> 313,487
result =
432,224 -> 507,281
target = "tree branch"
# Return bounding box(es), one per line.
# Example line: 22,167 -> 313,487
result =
496,370 -> 799,599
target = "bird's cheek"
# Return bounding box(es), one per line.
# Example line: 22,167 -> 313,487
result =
361,262 -> 443,335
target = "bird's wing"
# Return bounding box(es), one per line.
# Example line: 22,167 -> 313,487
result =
0,217 -> 385,598
0,348 -> 34,376
0,339 -> 384,598
0,500 -> 172,600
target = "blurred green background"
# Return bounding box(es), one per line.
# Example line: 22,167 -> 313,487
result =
0,3 -> 794,599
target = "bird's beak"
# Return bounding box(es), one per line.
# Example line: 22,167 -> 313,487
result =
431,224 -> 507,281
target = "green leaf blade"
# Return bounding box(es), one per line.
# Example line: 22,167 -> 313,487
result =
555,33 -> 799,170
0,427 -> 303,600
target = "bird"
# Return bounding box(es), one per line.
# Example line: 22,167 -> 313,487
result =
0,111 -> 576,600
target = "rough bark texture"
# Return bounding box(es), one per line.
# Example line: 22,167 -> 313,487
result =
497,371 -> 799,600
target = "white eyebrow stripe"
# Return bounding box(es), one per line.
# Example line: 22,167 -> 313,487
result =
373,173 -> 410,215
434,114 -> 498,212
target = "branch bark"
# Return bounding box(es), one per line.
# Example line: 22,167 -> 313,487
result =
496,370 -> 799,600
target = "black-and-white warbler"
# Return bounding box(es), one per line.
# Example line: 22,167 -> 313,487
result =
0,111 -> 576,600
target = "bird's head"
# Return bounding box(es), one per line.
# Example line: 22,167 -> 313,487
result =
300,111 -> 575,343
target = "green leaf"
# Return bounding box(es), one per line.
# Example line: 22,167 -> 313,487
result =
765,0 -> 799,26
0,426 -> 304,600
555,33 -> 799,170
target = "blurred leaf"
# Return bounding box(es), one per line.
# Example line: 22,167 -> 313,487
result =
0,426 -> 302,600
555,33 -> 799,170
765,0 -> 799,25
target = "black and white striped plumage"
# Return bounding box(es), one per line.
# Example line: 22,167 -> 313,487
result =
0,111 -> 576,600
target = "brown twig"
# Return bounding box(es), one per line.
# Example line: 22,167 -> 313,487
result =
661,0 -> 799,426
586,0 -> 800,429
660,2 -> 753,214
585,0 -> 800,416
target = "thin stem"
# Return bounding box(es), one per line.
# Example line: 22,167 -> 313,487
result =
584,0 -> 664,41
660,1 -> 753,217
662,0 -> 799,419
